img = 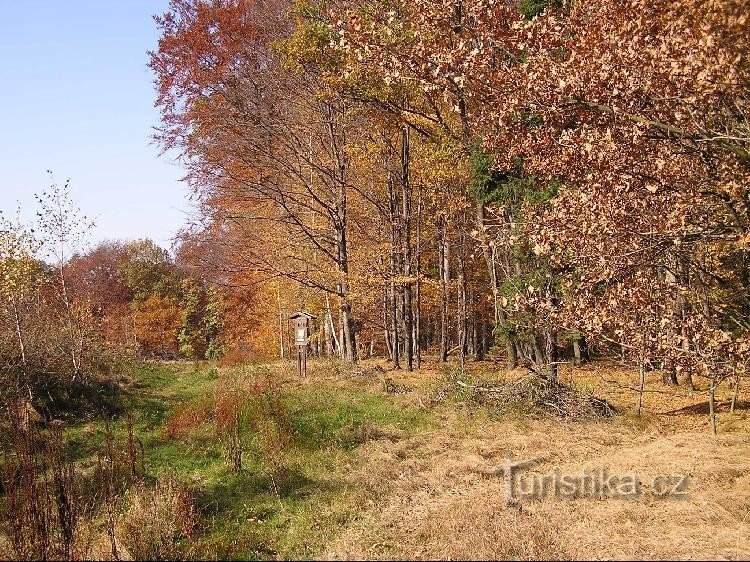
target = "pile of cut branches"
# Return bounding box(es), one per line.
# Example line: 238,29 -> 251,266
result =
455,374 -> 616,420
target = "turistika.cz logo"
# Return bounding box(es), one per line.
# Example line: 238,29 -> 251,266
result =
489,458 -> 690,504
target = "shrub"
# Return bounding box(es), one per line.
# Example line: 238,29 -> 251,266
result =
0,416 -> 89,560
162,396 -> 214,441
212,368 -> 293,473
118,477 -> 198,561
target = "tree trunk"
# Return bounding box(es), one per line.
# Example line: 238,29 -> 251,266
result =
341,301 -> 356,363
573,338 -> 582,367
328,101 -> 356,363
401,124 -> 414,371
731,366 -> 741,413
438,217 -> 449,363
338,310 -> 346,360
276,283 -> 285,359
533,336 -> 545,368
458,230 -> 468,370
388,170 -> 401,369
413,286 -> 421,369
390,280 -> 400,369
12,300 -> 27,367
636,355 -> 645,417
316,322 -> 322,357
336,217 -> 356,363
58,261 -> 81,376
663,251 -> 685,386
506,339 -> 518,371
414,182 -> 423,370
580,336 -> 589,362
402,287 -> 413,371
383,285 -> 393,361
474,314 -> 484,361
324,293 -> 338,357
545,328 -> 558,382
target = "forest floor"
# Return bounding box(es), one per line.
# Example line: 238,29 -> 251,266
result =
64,357 -> 750,560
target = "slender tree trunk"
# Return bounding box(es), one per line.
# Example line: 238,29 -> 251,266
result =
414,281 -> 421,369
401,124 -> 413,371
12,300 -> 27,367
10,298 -> 32,401
415,183 -> 423,369
58,262 -> 81,376
276,283 -> 285,359
546,328 -> 558,382
731,366 -> 741,413
636,355 -> 646,416
390,280 -> 400,369
341,302 -> 356,363
474,303 -> 484,361
505,333 -> 518,370
402,288 -> 413,371
383,285 -> 393,360
316,320 -> 323,357
327,101 -> 356,363
504,244 -> 521,370
438,217 -> 450,363
338,310 -> 345,359
388,171 -> 401,369
663,252 -> 683,386
336,217 -> 356,363
458,230 -> 468,370
325,293 -> 338,356
468,288 -> 475,357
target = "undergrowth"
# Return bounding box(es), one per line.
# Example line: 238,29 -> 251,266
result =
1,361 -> 429,560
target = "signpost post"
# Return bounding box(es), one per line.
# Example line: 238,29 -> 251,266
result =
290,312 -> 316,377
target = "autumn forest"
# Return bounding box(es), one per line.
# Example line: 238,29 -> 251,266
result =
1,0 -> 749,560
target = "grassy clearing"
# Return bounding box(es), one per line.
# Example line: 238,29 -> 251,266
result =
63,360 -> 430,560
45,358 -> 750,560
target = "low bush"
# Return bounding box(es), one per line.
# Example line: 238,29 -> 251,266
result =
118,476 -> 199,561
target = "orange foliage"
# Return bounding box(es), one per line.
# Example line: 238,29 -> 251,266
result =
133,296 -> 182,358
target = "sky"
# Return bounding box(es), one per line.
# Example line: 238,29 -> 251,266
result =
0,0 -> 191,250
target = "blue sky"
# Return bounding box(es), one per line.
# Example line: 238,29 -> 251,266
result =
0,0 -> 191,250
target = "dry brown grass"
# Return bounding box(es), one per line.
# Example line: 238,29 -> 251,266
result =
314,358 -> 750,560
117,476 -> 199,561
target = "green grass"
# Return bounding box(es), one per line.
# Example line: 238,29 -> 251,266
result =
64,360 -> 431,560
284,385 -> 428,449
